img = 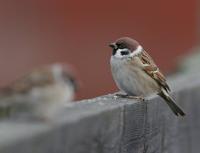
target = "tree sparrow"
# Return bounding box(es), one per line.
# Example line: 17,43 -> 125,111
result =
109,37 -> 185,116
0,64 -> 78,120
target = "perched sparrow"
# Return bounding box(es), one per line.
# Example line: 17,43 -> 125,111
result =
0,64 -> 78,120
109,37 -> 185,116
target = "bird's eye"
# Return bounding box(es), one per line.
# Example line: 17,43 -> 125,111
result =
117,43 -> 125,49
120,51 -> 129,56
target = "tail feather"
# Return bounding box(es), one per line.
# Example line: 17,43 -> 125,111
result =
159,90 -> 185,116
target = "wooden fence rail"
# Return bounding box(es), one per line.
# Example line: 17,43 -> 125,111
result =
0,74 -> 199,153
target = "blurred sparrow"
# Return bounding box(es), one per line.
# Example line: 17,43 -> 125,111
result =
109,37 -> 185,116
0,64 -> 78,120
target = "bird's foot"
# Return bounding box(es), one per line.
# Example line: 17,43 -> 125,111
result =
114,93 -> 129,98
127,95 -> 145,101
114,94 -> 145,101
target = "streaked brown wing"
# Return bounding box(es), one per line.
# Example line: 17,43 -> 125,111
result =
0,69 -> 54,95
139,50 -> 170,92
0,76 -> 36,96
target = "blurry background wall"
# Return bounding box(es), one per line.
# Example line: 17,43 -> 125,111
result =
0,0 -> 197,100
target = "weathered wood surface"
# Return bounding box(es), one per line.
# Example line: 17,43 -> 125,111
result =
0,74 -> 200,153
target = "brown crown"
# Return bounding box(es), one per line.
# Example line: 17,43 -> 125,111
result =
115,37 -> 140,51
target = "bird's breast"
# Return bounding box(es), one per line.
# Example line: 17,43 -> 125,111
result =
110,57 -> 160,96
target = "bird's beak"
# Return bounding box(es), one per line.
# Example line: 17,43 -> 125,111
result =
109,43 -> 117,50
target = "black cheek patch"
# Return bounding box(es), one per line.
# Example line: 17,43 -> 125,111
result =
121,51 -> 129,55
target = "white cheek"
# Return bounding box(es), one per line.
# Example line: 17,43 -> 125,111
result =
114,49 -> 129,59
130,45 -> 143,57
114,50 -> 122,58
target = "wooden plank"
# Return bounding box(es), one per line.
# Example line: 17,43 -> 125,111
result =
0,74 -> 200,153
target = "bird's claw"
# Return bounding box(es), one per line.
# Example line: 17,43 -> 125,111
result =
113,94 -> 145,101
113,95 -> 119,100
128,96 -> 145,101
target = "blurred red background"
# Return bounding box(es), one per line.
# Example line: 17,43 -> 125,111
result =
0,1 -> 197,100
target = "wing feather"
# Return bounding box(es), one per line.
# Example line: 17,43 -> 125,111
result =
138,50 -> 170,92
0,69 -> 54,96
